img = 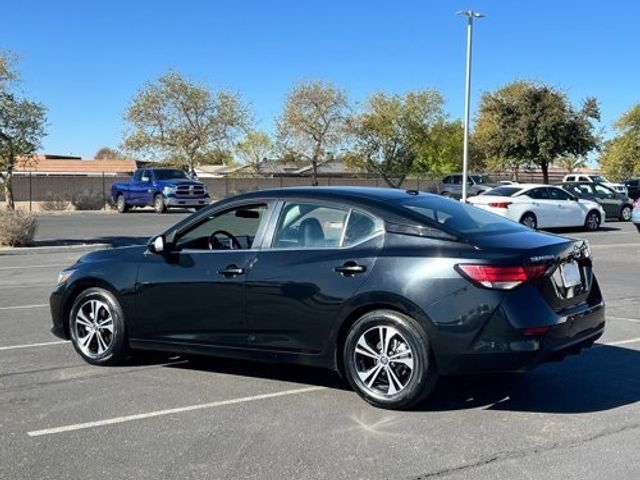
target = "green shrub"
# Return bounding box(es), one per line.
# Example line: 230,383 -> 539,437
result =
0,209 -> 37,247
72,190 -> 105,210
41,192 -> 70,211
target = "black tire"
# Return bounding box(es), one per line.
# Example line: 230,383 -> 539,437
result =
68,287 -> 129,366
116,194 -> 128,213
620,205 -> 632,222
520,212 -> 538,230
584,210 -> 601,231
154,194 -> 167,214
343,309 -> 438,410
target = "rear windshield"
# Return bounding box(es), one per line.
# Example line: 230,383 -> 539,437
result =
154,169 -> 188,180
484,186 -> 522,197
400,196 -> 526,237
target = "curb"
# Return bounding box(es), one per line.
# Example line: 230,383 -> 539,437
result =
0,243 -> 111,256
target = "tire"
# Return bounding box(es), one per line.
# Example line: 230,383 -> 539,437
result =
116,194 -> 128,213
154,194 -> 167,214
620,205 -> 632,222
520,212 -> 538,230
343,309 -> 438,409
584,210 -> 601,231
69,287 -> 129,366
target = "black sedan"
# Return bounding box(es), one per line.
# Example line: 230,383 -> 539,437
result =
560,182 -> 634,221
50,187 -> 605,409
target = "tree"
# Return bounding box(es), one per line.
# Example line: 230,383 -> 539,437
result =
123,70 -> 250,173
599,103 -> 640,180
235,131 -> 273,176
276,81 -> 349,186
95,147 -> 124,159
0,55 -> 47,209
347,89 -> 446,187
557,154 -> 587,173
474,80 -> 600,183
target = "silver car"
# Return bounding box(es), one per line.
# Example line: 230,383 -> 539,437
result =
437,174 -> 494,199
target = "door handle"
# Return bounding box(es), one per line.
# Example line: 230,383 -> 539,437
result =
335,261 -> 366,276
218,264 -> 245,277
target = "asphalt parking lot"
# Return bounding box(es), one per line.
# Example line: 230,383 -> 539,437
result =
1,212 -> 639,480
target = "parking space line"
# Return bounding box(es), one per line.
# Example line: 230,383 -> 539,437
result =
603,337 -> 640,347
0,264 -> 68,270
0,340 -> 68,351
608,316 -> 640,323
27,385 -> 326,437
0,303 -> 48,311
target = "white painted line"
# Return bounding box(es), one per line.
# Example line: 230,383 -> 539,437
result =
27,385 -> 326,437
604,337 -> 640,347
0,340 -> 68,351
0,303 -> 48,311
0,264 -> 68,270
608,316 -> 640,323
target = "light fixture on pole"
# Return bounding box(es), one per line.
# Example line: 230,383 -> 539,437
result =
457,10 -> 484,202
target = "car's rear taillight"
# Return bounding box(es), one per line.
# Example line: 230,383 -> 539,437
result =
456,264 -> 548,290
487,201 -> 512,208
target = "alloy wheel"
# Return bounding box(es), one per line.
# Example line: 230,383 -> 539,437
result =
353,325 -> 415,397
587,212 -> 600,230
521,214 -> 537,229
73,299 -> 115,358
621,206 -> 632,221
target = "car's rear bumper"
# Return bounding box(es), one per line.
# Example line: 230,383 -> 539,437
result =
435,300 -> 605,376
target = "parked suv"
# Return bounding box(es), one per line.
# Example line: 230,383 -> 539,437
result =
111,168 -> 210,213
561,182 -> 634,221
624,178 -> 640,200
562,173 -> 628,196
437,174 -> 494,199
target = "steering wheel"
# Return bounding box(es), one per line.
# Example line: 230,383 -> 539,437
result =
208,230 -> 242,250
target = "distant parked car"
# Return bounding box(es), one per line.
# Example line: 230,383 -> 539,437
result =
632,199 -> 640,232
467,184 -> 606,230
111,168 -> 210,214
624,178 -> 640,200
560,182 -> 634,221
562,173 -> 628,196
437,174 -> 495,199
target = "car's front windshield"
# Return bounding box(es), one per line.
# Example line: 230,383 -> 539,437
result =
154,169 -> 188,180
400,196 -> 526,237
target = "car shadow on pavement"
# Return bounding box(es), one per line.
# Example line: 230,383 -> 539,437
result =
165,355 -> 350,391
420,345 -> 640,413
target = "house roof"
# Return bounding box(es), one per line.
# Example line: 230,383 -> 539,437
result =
14,155 -> 137,175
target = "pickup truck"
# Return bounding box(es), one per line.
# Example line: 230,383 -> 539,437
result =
111,168 -> 210,213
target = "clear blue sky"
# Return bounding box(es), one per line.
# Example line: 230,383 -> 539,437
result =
2,0 -> 636,158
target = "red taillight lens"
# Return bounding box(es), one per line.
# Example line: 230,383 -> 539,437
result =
487,201 -> 512,208
457,264 -> 548,290
522,326 -> 551,336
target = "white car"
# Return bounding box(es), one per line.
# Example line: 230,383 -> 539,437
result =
562,173 -> 628,196
468,184 -> 606,230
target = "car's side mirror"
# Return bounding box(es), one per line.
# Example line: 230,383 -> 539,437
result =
148,235 -> 167,254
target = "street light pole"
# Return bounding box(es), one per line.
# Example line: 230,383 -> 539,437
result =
457,10 -> 484,202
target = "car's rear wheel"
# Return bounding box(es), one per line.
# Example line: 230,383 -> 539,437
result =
520,212 -> 538,229
584,210 -> 601,231
69,287 -> 129,366
620,205 -> 632,222
343,310 -> 438,409
116,194 -> 128,213
154,194 -> 166,214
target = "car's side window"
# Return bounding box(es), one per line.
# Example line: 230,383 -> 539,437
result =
566,176 -> 575,182
452,175 -> 462,185
549,188 -> 573,200
132,170 -> 142,182
176,204 -> 268,251
343,210 -> 384,247
576,184 -> 594,196
442,176 -> 452,184
526,188 -> 549,200
579,176 -> 589,182
272,202 -> 349,249
140,170 -> 150,183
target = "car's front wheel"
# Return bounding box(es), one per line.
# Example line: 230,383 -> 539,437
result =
69,287 -> 129,366
116,194 -> 128,213
154,194 -> 167,214
620,205 -> 632,222
343,310 -> 438,409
